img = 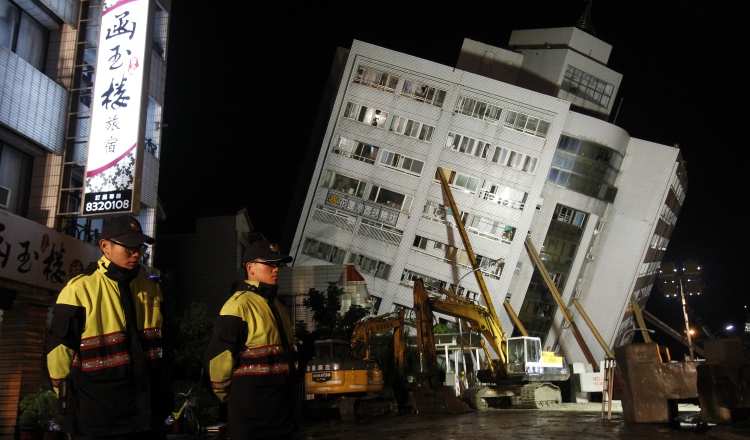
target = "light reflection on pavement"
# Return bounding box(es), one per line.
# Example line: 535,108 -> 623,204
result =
167,402 -> 750,440
290,402 -> 748,440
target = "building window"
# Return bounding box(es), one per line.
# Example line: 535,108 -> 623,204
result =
354,65 -> 400,93
302,237 -> 346,263
454,96 -> 502,123
465,214 -> 516,243
561,65 -> 613,108
0,0 -> 49,71
379,150 -> 424,176
400,269 -> 446,292
412,235 -> 429,250
435,168 -> 479,194
400,79 -> 447,107
0,142 -> 32,215
322,170 -> 366,197
367,185 -> 413,212
490,146 -> 538,174
152,3 -> 169,60
388,115 -> 435,142
349,253 -> 392,279
547,135 -> 621,203
445,131 -> 491,159
344,101 -> 388,128
554,205 -> 587,228
333,136 -> 379,164
504,110 -> 550,138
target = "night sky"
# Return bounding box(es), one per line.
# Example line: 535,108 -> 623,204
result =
158,1 -> 744,355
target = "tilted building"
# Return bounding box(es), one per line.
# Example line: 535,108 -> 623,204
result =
286,16 -> 686,369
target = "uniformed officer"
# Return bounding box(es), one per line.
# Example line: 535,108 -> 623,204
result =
204,239 -> 299,440
46,215 -> 172,439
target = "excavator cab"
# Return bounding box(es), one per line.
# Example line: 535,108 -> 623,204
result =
314,338 -> 351,360
505,336 -> 570,382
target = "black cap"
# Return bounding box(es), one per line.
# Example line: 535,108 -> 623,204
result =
101,216 -> 155,246
243,239 -> 293,264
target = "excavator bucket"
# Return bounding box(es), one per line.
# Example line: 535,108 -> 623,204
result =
410,386 -> 473,414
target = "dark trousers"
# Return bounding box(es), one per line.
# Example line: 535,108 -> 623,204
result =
228,385 -> 296,440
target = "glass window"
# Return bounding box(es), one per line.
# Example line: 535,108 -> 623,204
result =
0,142 -> 32,215
0,0 -> 47,71
322,170 -> 366,197
0,0 -> 19,49
379,150 -> 424,176
439,169 -> 479,193
562,65 -> 614,108
354,65 -> 400,93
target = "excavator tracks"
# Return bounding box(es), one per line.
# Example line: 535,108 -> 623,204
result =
460,383 -> 562,410
461,386 -> 516,409
305,395 -> 396,421
518,382 -> 563,409
350,396 -> 396,420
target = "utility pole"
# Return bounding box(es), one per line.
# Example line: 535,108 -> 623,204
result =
658,260 -> 703,361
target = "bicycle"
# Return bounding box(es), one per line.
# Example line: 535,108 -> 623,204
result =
165,388 -> 201,435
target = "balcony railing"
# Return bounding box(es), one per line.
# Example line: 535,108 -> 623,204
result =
357,220 -> 403,246
312,207 -> 356,232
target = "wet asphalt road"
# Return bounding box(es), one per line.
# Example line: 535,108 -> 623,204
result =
170,402 -> 750,440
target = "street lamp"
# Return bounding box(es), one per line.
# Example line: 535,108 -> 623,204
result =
619,328 -> 656,346
453,258 -> 503,300
709,324 -> 735,339
658,260 -> 704,361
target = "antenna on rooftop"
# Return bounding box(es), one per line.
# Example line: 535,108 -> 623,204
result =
576,0 -> 597,36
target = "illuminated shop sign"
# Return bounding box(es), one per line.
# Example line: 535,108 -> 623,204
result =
83,0 -> 152,216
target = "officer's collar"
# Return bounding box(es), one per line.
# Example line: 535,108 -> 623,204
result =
234,280 -> 278,302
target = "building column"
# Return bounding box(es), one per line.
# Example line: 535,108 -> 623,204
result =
0,300 -> 51,438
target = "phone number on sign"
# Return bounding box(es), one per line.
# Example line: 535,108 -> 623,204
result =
85,199 -> 131,213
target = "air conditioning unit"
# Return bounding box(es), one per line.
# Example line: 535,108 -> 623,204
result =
0,185 -> 10,209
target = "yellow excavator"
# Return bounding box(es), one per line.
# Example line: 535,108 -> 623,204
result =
407,167 -> 570,410
412,279 -> 569,409
303,309 -> 406,419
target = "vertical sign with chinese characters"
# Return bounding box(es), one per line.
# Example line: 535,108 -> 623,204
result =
83,0 -> 153,216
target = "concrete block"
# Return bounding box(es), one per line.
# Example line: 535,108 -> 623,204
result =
704,339 -> 744,364
698,363 -> 733,424
662,361 -> 698,399
615,343 -> 694,423
571,362 -> 586,374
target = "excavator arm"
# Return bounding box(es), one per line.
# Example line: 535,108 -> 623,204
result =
432,287 -> 506,367
350,309 -> 406,377
413,281 -> 507,384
